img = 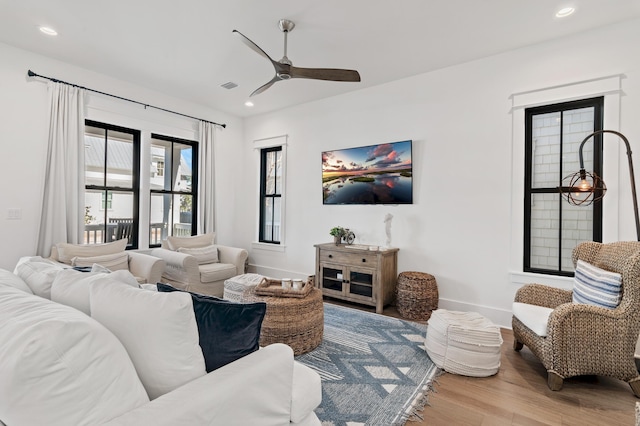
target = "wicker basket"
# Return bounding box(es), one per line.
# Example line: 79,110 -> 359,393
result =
242,287 -> 324,355
395,271 -> 439,321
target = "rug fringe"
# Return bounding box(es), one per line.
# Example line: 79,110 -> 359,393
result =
399,368 -> 445,425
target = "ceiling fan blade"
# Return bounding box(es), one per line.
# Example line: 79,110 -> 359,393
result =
250,76 -> 280,97
290,66 -> 361,82
232,29 -> 276,64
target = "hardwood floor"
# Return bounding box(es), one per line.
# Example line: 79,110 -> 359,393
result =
407,327 -> 637,426
324,299 -> 638,426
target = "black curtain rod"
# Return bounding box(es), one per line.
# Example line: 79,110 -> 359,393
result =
27,70 -> 226,128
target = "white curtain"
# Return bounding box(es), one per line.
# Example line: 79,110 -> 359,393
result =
197,121 -> 216,235
36,82 -> 86,256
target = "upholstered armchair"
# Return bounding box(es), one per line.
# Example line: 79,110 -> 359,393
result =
512,241 -> 640,396
151,233 -> 248,297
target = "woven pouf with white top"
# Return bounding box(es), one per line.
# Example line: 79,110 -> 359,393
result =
223,273 -> 265,302
425,309 -> 503,377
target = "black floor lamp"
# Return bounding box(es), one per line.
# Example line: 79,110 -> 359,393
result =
558,129 -> 640,241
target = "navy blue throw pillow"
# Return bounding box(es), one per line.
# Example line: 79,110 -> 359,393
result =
156,283 -> 266,372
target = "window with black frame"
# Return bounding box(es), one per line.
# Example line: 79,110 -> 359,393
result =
524,97 -> 603,276
259,146 -> 282,244
149,134 -> 198,247
84,120 -> 140,249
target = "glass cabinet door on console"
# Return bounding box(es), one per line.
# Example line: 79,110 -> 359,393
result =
314,243 -> 398,314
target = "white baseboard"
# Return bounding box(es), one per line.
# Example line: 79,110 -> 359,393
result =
249,264 -> 514,328
434,298 -> 513,329
247,264 -> 312,281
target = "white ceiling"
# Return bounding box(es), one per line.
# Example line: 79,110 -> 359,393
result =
1,0 -> 640,118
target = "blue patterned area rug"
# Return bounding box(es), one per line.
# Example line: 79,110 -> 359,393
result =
295,303 -> 439,426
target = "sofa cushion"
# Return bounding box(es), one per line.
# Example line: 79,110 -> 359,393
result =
157,283 -> 266,372
177,244 -> 219,265
0,268 -> 33,294
291,361 -> 323,424
13,256 -> 66,299
0,286 -> 149,425
166,232 -> 215,250
56,238 -> 128,264
90,281 -> 206,399
573,259 -> 623,309
71,251 -> 129,271
199,262 -> 237,283
51,269 -> 139,315
512,302 -> 554,337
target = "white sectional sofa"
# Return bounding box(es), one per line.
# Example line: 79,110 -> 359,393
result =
0,262 -> 322,426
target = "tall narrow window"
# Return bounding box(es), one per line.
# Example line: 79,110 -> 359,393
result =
84,120 -> 140,248
524,97 -> 603,276
259,146 -> 282,244
149,134 -> 198,246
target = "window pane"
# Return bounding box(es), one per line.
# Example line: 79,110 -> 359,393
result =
272,197 -> 281,241
106,192 -> 134,246
530,193 -> 559,270
275,150 -> 282,194
85,128 -> 106,187
265,151 -> 276,195
84,189 -> 106,244
83,190 -> 133,245
150,139 -> 171,191
263,198 -> 273,240
531,112 -> 560,188
562,107 -> 595,178
106,131 -> 133,189
176,194 -> 192,236
560,203 -> 593,273
175,143 -> 193,193
150,193 -> 171,244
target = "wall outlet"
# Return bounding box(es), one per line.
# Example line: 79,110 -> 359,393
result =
7,208 -> 22,220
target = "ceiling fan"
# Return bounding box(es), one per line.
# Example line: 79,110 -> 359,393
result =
233,19 -> 361,97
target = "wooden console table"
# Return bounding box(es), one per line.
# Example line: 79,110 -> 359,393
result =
314,243 -> 398,313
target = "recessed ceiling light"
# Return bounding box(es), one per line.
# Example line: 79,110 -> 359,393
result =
39,26 -> 58,36
244,101 -> 254,107
555,7 -> 575,18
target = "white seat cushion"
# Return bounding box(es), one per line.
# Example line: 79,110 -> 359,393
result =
512,302 -> 554,337
90,281 -> 206,399
199,262 -> 237,283
0,286 -> 149,425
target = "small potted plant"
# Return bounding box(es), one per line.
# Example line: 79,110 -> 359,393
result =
329,226 -> 345,245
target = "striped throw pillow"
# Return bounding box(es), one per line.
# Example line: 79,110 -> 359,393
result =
573,259 -> 622,309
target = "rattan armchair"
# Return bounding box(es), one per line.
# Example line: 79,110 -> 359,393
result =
512,241 -> 640,396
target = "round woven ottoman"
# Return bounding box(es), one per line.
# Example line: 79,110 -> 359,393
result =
395,271 -> 439,321
241,287 -> 324,355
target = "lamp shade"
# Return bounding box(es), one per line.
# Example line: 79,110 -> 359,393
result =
559,168 -> 607,206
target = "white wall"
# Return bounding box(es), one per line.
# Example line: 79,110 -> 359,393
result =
3,20 -> 640,328
237,19 -> 640,327
0,42 -> 244,271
